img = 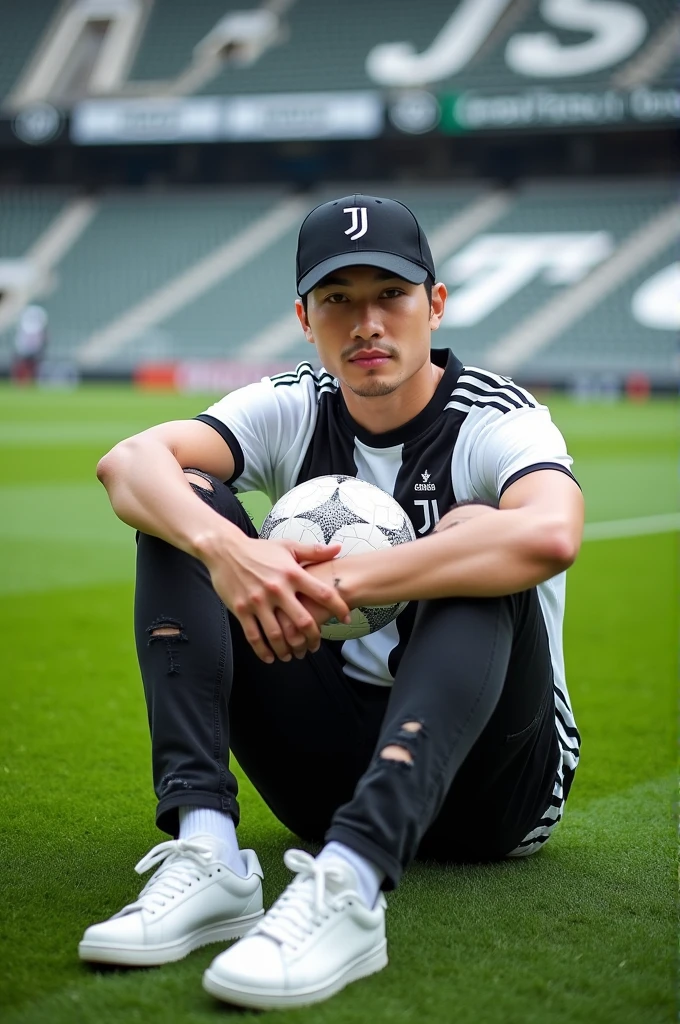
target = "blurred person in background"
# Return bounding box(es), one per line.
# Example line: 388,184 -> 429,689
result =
11,304 -> 48,384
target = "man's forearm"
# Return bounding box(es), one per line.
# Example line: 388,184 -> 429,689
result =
97,438 -> 242,561
329,508 -> 576,607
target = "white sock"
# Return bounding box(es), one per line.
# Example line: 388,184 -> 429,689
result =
317,841 -> 385,908
178,806 -> 246,877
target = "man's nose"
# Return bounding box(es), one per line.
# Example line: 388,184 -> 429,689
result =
349,305 -> 385,341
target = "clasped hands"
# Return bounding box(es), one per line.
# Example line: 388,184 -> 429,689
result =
205,536 -> 352,665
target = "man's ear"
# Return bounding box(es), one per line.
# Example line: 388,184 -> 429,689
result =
429,282 -> 447,332
295,298 -> 315,344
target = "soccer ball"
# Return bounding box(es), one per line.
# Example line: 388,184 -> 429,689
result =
259,475 -> 416,640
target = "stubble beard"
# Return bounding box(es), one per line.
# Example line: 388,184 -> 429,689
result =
346,377 -> 400,398
342,354 -> 403,398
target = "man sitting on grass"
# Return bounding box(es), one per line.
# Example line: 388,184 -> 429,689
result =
81,194 -> 583,1010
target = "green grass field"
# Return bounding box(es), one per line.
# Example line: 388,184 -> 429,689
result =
0,384 -> 677,1024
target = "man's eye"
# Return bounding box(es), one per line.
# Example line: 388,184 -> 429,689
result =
326,293 -> 347,303
382,288 -> 404,298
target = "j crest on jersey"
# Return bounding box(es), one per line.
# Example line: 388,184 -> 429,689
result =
412,471 -> 440,535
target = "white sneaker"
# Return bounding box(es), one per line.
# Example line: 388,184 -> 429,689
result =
78,835 -> 264,966
202,849 -> 387,1009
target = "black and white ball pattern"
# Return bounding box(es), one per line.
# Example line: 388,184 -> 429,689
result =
260,475 -> 416,640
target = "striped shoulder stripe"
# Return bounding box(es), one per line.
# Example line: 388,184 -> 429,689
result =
270,363 -> 337,392
269,362 -> 333,383
445,395 -> 520,416
448,367 -> 537,415
460,368 -> 536,409
458,380 -> 524,409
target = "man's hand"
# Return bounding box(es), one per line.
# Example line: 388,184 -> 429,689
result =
273,557 -> 347,659
203,536 -> 351,664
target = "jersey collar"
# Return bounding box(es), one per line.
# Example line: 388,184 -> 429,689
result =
336,348 -> 463,449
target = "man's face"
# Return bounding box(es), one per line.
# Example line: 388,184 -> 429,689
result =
296,265 -> 446,399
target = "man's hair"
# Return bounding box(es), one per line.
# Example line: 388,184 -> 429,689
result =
301,274 -> 434,314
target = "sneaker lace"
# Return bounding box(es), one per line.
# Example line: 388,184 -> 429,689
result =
253,849 -> 349,951
113,838 -> 215,917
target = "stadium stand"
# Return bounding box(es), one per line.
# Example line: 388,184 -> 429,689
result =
457,0 -> 677,92
0,189 -> 71,257
437,179 -> 678,370
0,179 -> 676,380
531,238 -> 678,376
0,0 -> 675,115
154,217 -> 302,360
0,0 -> 59,105
36,190 -> 287,357
127,0 -> 239,85
123,0 -> 675,96
126,0 -> 443,95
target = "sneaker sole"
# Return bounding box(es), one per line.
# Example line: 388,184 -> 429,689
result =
78,910 -> 265,967
202,940 -> 388,1008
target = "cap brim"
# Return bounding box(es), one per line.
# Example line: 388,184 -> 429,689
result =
297,252 -> 429,296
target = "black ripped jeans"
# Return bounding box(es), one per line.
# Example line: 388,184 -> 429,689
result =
134,474 -> 560,889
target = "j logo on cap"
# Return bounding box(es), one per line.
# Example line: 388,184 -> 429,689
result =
344,207 -> 368,241
296,194 -> 435,297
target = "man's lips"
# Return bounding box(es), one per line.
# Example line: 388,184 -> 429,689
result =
348,350 -> 392,365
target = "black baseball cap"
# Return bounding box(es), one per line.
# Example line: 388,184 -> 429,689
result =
296,194 -> 436,296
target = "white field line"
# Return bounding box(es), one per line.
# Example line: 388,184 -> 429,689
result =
583,512 -> 680,541
78,196 -> 308,366
243,188 -> 513,360
485,201 -> 680,373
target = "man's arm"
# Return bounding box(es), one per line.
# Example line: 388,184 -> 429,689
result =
97,419 -> 237,553
306,470 -> 584,607
97,421 -> 350,662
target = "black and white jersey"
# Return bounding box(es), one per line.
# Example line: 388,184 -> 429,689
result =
197,348 -> 580,854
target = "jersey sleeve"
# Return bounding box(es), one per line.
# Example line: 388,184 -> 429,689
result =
195,371 -> 318,499
462,404 -> 576,503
